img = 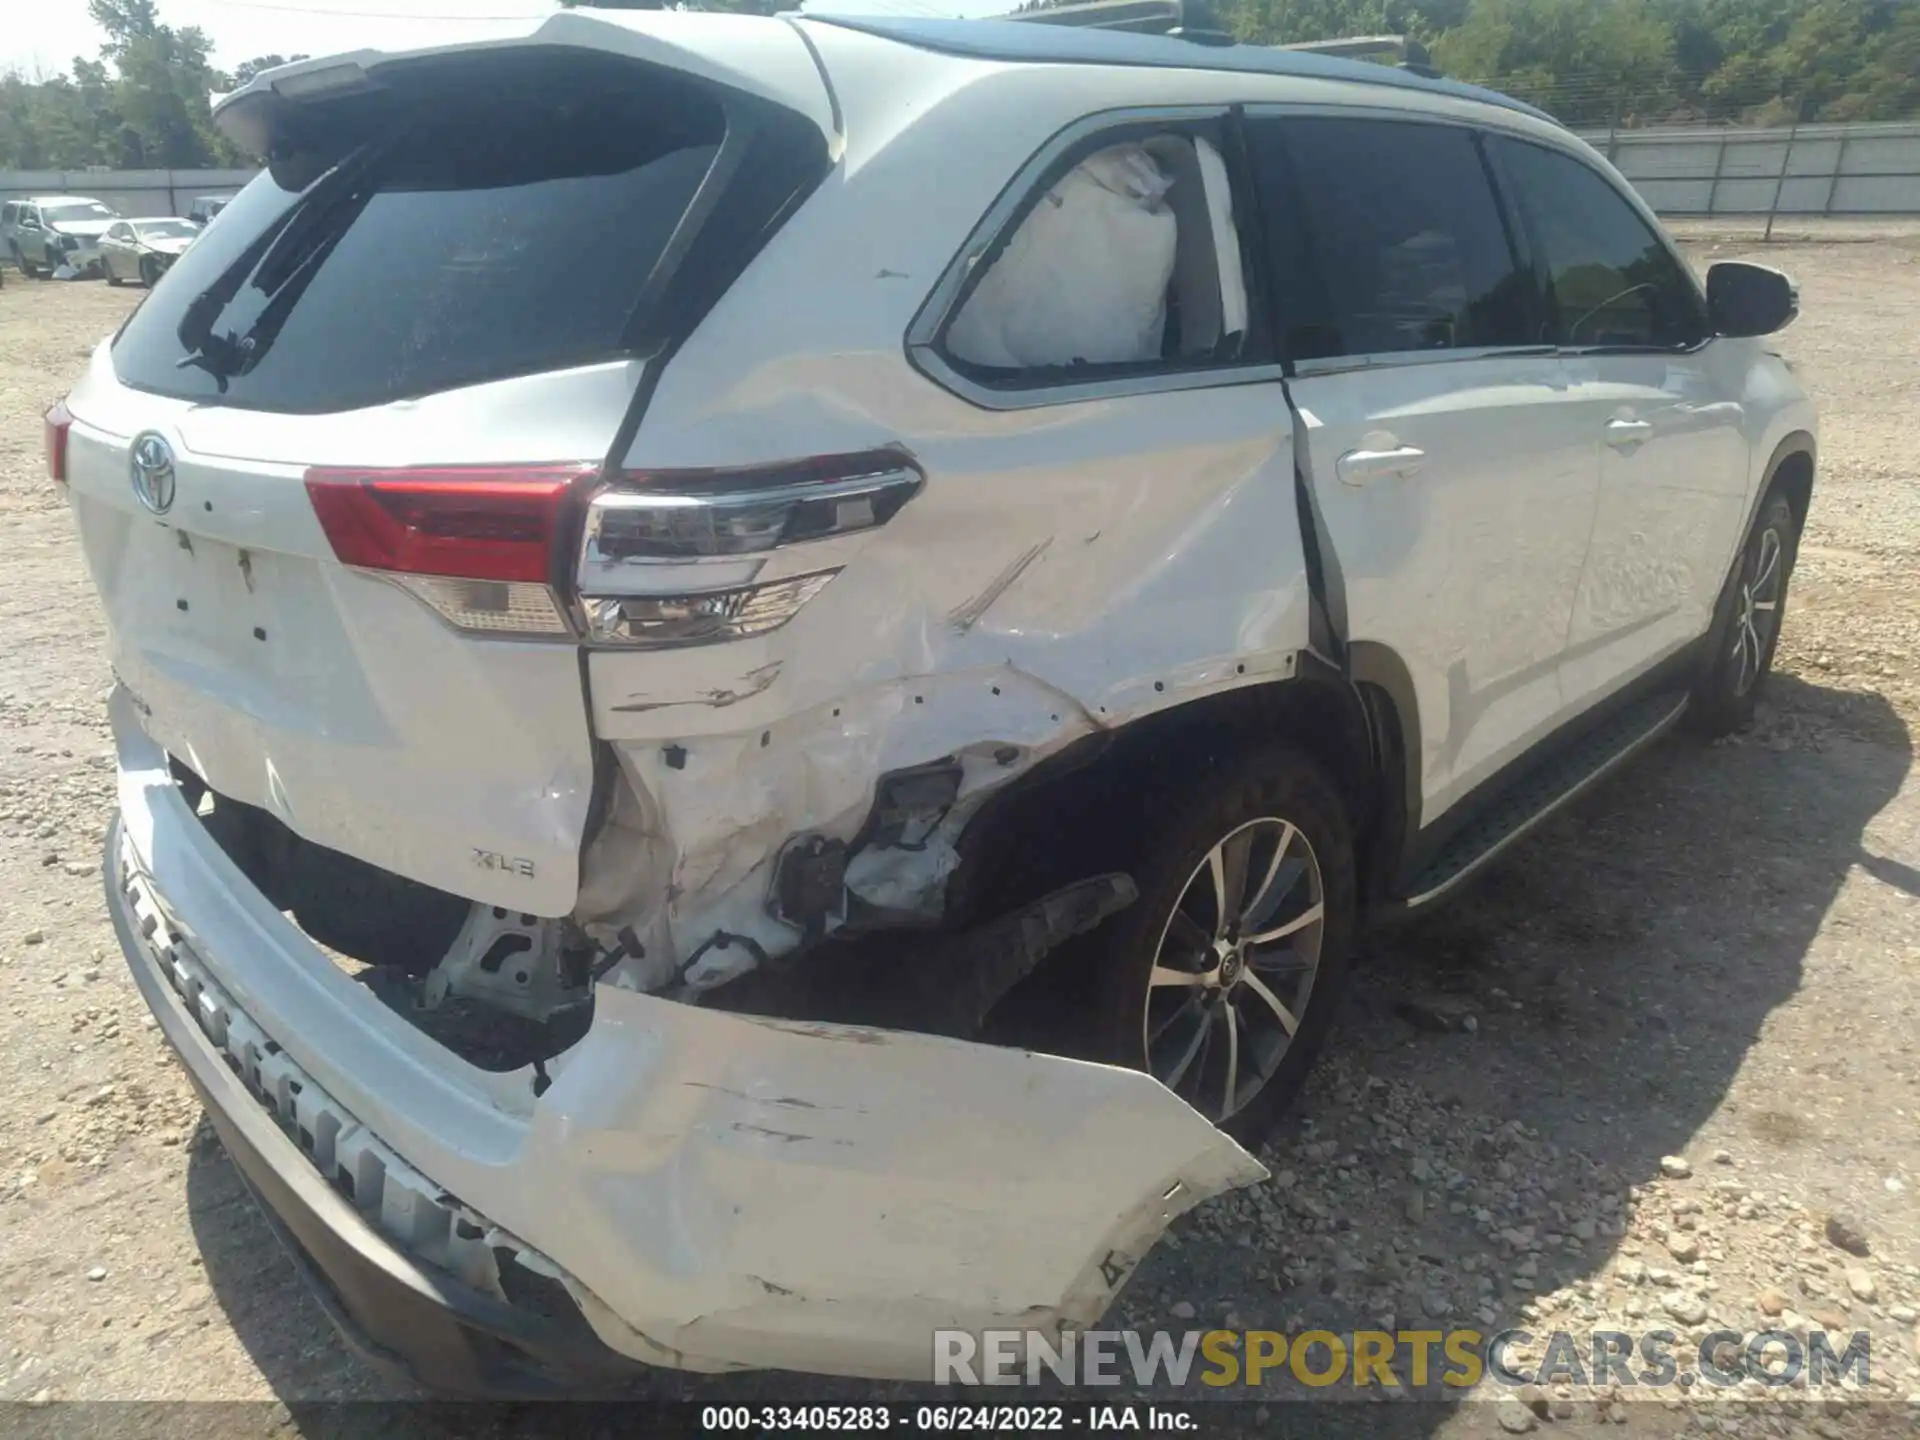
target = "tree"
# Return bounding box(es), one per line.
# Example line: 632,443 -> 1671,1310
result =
1430,0 -> 1676,125
88,0 -> 234,165
3,0 -> 1919,170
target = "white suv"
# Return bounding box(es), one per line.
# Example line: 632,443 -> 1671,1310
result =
51,8 -> 1813,1394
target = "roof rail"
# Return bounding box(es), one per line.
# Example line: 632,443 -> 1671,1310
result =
1002,5 -> 1442,75
1002,0 -> 1233,45
1278,33 -> 1439,78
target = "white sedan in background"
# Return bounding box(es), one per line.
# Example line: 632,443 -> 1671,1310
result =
98,217 -> 202,287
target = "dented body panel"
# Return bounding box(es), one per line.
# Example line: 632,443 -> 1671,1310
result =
583,28 -> 1318,980
110,695 -> 1262,1379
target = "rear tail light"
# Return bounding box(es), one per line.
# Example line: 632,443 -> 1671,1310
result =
304,464 -> 596,638
303,451 -> 922,645
577,450 -> 922,648
45,400 -> 72,485
583,572 -> 841,647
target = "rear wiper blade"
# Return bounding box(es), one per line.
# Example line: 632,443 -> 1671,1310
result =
219,198 -> 369,381
174,137 -> 398,382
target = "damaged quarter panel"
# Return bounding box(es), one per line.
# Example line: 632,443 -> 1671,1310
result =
584,37 -> 1313,976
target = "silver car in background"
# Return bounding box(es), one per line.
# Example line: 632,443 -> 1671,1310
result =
98,218 -> 202,287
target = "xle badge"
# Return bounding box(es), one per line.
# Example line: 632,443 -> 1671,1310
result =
473,849 -> 536,879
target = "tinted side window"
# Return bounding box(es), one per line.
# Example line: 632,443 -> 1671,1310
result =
1493,139 -> 1706,349
1247,117 -> 1532,361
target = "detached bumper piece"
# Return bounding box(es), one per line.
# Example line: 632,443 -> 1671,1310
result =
105,686 -> 1262,1385
108,827 -> 645,1398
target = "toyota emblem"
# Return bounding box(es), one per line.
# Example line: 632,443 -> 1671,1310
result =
129,432 -> 176,515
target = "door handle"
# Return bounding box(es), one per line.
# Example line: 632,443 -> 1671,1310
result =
1335,444 -> 1426,485
1604,419 -> 1654,449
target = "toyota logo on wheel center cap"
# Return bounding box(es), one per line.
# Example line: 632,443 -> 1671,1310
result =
129,432 -> 176,515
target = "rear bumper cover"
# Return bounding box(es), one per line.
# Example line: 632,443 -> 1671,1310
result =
105,686 -> 1261,1384
111,835 -> 644,1396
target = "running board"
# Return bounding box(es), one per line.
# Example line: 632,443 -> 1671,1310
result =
1397,690 -> 1690,913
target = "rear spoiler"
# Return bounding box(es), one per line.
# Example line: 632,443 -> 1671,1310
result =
1002,0 -> 1440,76
210,10 -> 838,157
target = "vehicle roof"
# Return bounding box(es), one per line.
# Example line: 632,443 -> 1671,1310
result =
808,16 -> 1555,126
24,195 -> 108,206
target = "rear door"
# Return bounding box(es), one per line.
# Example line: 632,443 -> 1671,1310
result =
1488,135 -> 1751,706
1248,112 -> 1600,826
63,32 -> 830,918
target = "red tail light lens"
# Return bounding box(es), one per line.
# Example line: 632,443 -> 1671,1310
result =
304,464 -> 597,582
45,401 -> 73,486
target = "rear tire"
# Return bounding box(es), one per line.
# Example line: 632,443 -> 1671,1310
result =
1691,487 -> 1800,737
106,262 -> 123,287
1085,744 -> 1356,1148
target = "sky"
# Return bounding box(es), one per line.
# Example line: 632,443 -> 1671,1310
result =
2,0 -> 1007,81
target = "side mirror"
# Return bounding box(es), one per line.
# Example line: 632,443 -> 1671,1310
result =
1707,261 -> 1798,338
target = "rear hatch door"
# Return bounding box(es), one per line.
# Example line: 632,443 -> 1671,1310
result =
62,16 -> 832,918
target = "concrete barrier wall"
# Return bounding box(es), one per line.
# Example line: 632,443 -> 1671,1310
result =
0,169 -> 257,219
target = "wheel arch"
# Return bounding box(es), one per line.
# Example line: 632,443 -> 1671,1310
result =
948,660 -> 1394,924
1764,431 -> 1816,532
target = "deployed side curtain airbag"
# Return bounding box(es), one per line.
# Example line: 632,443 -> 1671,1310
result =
945,144 -> 1178,369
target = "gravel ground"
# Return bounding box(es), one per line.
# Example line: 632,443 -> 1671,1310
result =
1,229 -> 1918,1436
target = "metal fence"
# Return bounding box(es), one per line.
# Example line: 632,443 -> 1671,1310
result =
0,169 -> 255,219
1574,120 -> 1920,229
5,119 -> 1919,236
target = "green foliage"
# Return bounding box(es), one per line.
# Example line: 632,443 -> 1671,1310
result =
1,0 -> 298,168
4,0 -> 1917,169
1218,0 -> 1920,124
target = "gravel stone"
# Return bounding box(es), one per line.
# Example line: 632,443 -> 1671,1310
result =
1824,1212 -> 1872,1256
1495,1401 -> 1537,1434
1664,1293 -> 1711,1326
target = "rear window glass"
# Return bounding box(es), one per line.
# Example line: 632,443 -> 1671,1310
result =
112,52 -> 726,414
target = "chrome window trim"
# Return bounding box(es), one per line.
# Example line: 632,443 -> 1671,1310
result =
1289,344 -> 1560,380
907,104 -> 1287,413
908,353 -> 1292,411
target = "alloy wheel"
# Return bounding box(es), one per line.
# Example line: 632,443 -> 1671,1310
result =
1731,526 -> 1784,697
1143,816 -> 1326,1121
